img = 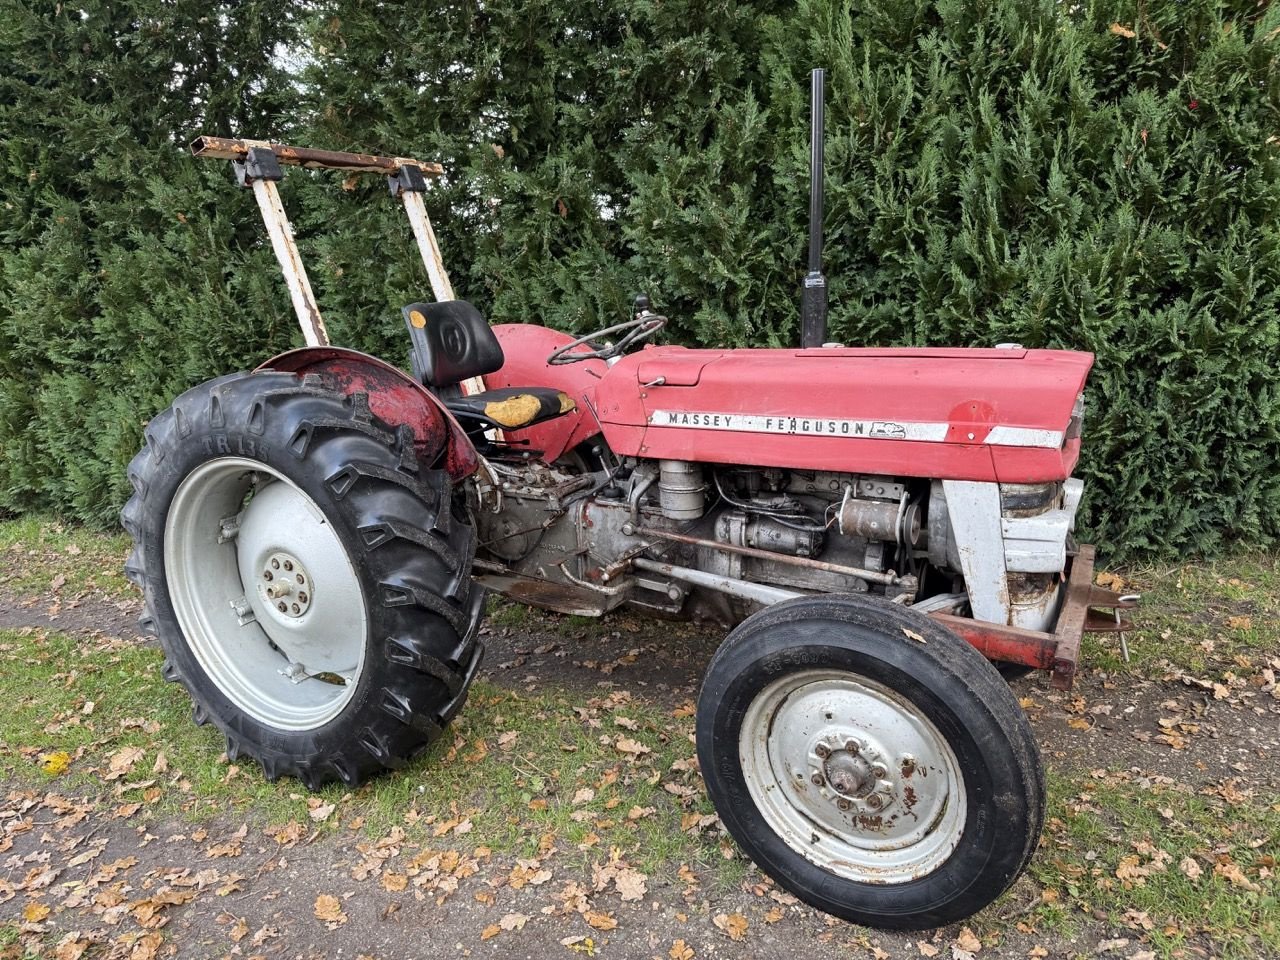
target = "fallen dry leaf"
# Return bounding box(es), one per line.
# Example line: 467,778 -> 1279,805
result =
1214,860 -> 1260,891
52,933 -> 91,960
308,799 -> 336,823
480,923 -> 501,941
39,751 -> 72,776
105,746 -> 144,780
499,912 -> 529,931
670,940 -> 695,960
714,911 -> 749,941
954,926 -> 982,953
313,894 -> 347,926
581,909 -> 615,930
615,736 -> 651,757
22,901 -> 50,922
1095,570 -> 1126,590
129,932 -> 164,960
381,872 -> 408,892
614,866 -> 647,901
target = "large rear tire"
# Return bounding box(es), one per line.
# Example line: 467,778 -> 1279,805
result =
697,596 -> 1044,930
122,370 -> 484,789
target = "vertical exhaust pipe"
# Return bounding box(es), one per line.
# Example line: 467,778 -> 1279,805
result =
801,67 -> 828,349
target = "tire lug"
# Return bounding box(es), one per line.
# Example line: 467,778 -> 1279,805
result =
283,560 -> 293,571
837,797 -> 851,811
814,743 -> 830,759
271,558 -> 280,569
845,740 -> 860,755
277,601 -> 287,612
811,774 -> 824,787
263,570 -> 273,581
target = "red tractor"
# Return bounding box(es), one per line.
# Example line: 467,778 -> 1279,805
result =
122,77 -> 1134,929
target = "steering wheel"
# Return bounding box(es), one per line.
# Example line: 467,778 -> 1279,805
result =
546,313 -> 667,365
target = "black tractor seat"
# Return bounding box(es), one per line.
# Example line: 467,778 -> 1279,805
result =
444,386 -> 576,430
402,299 -> 577,441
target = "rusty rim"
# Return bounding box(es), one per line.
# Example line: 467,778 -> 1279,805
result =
738,669 -> 966,883
163,458 -> 368,731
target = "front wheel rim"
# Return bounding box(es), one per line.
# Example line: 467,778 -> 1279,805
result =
163,457 -> 368,731
738,668 -> 967,883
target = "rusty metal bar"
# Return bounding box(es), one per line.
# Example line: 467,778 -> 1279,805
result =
190,135 -> 443,177
249,177 -> 329,347
926,612 -> 1059,670
1050,545 -> 1095,689
633,525 -> 902,586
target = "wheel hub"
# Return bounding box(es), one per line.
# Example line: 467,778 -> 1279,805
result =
824,751 -> 872,797
809,732 -> 897,814
259,551 -> 312,618
738,670 -> 967,883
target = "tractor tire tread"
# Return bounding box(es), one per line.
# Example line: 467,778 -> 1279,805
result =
122,370 -> 484,791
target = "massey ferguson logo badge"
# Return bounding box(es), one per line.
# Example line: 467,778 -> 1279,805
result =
648,411 -> 947,442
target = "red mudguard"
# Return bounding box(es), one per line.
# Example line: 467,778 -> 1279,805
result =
256,347 -> 480,481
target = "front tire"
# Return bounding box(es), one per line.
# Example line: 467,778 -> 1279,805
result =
122,370 -> 484,789
697,596 -> 1044,930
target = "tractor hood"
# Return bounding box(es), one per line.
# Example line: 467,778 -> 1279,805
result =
592,345 -> 1093,484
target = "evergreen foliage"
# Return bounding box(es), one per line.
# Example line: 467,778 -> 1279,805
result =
2,0 -> 1279,559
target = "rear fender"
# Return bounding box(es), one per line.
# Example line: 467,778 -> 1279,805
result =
255,347 -> 480,481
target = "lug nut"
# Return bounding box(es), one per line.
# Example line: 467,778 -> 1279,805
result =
297,592 -> 308,603
845,740 -> 860,754
277,601 -> 287,612
837,798 -> 851,811
291,603 -> 300,614
866,794 -> 884,811
811,774 -> 824,787
283,560 -> 293,571
271,558 -> 280,569
296,574 -> 305,585
814,743 -> 830,759
263,570 -> 273,581
871,763 -> 888,779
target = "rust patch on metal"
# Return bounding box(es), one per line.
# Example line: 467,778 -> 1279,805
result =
256,346 -> 479,481
190,135 -> 443,177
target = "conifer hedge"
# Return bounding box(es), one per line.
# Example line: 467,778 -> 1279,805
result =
2,0 -> 1279,560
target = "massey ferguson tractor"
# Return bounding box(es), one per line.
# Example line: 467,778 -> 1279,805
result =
122,74 -> 1136,929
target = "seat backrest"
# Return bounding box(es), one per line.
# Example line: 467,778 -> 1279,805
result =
402,300 -> 505,388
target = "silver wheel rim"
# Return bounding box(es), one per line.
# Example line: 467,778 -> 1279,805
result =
739,668 -> 966,883
163,457 -> 368,731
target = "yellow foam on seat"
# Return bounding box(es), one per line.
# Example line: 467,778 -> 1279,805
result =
483,394 -> 543,428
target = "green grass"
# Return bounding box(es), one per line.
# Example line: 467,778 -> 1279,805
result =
0,626 -> 724,876
1027,769 -> 1279,959
1082,556 -> 1280,680
0,514 -> 133,599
